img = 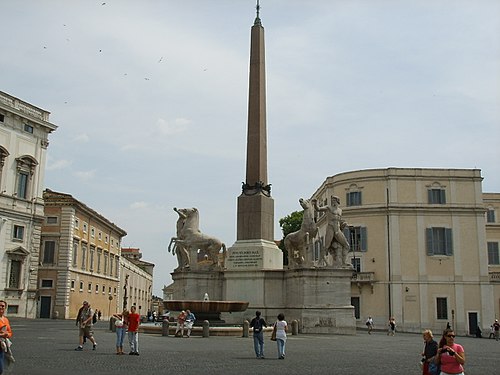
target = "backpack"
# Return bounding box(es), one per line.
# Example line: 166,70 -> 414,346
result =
254,318 -> 263,332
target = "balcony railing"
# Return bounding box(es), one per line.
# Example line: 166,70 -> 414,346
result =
489,272 -> 500,283
351,271 -> 375,293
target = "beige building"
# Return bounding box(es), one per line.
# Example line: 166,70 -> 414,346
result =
311,167 -> 498,335
0,91 -> 57,318
119,247 -> 154,317
40,189 -> 127,319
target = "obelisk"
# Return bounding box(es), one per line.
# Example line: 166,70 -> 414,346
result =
226,1 -> 283,270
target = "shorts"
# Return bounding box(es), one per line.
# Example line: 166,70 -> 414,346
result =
79,325 -> 94,338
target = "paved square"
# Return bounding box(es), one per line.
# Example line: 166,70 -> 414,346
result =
8,319 -> 499,374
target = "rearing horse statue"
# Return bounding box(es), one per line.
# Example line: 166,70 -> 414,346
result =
169,207 -> 226,270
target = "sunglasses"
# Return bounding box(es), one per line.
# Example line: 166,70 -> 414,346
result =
447,334 -> 456,338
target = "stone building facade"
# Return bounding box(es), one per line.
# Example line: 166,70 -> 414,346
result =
311,167 -> 498,335
0,91 -> 57,318
40,189 -> 127,319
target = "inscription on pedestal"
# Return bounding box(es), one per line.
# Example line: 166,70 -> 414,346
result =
226,249 -> 262,269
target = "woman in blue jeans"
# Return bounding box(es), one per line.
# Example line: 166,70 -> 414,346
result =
274,313 -> 288,359
112,309 -> 129,355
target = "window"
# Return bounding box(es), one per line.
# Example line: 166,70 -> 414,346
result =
41,279 -> 53,288
42,240 -> 56,264
0,113 -> 4,122
74,218 -> 79,229
0,146 -> 9,187
23,124 -> 34,133
8,260 -> 22,289
351,297 -> 360,319
95,284 -> 99,293
102,285 -> 105,294
46,216 -> 58,224
97,249 -> 102,273
346,191 -> 362,206
79,281 -> 84,291
91,227 -> 95,238
72,241 -> 78,267
71,280 -> 75,290
83,222 -> 88,233
108,286 -> 112,295
348,226 -> 367,252
426,228 -> 453,256
98,232 -> 102,240
428,189 -> 446,204
81,245 -> 87,270
110,254 -> 114,276
437,298 -> 448,319
89,246 -> 95,271
7,305 -> 18,314
13,225 -> 24,240
88,283 -> 92,292
15,155 -> 37,200
104,251 -> 109,275
115,256 -> 119,277
105,235 -> 108,244
488,242 -> 500,265
351,258 -> 361,273
487,209 -> 496,223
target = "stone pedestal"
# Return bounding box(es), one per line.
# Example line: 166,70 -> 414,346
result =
284,268 -> 355,334
171,270 -> 224,301
225,239 -> 283,270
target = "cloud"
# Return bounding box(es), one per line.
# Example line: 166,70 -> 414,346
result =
156,118 -> 190,136
46,158 -> 71,171
74,170 -> 95,182
130,201 -> 148,209
73,133 -> 90,143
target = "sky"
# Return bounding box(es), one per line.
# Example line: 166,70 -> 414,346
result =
1,0 -> 499,295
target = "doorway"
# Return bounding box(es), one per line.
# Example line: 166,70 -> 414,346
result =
468,312 -> 478,336
39,296 -> 51,318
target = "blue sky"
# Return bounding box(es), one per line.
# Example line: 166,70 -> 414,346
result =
1,0 -> 499,295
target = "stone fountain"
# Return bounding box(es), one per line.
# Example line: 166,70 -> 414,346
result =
163,300 -> 249,325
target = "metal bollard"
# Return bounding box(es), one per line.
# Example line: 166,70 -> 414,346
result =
162,320 -> 169,336
291,319 -> 299,335
202,320 -> 210,338
242,320 -> 249,337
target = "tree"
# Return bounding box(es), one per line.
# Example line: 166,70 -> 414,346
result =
278,210 -> 303,265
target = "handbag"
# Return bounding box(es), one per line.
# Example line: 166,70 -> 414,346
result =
115,319 -> 124,327
270,322 -> 277,341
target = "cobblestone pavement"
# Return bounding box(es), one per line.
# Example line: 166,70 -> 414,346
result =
6,318 -> 499,375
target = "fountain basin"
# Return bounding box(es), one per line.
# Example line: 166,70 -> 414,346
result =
164,300 -> 249,313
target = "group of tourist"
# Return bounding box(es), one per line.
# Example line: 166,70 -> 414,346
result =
74,301 -> 141,355
174,309 -> 196,338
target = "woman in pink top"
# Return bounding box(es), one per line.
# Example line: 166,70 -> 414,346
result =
436,328 -> 465,375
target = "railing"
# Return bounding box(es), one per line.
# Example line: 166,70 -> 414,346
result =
489,272 -> 500,283
0,92 -> 48,121
351,271 -> 375,282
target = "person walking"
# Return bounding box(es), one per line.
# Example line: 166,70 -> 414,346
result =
75,301 -> 97,351
365,316 -> 374,334
0,300 -> 13,375
250,311 -> 267,359
421,329 -> 438,375
127,306 -> 140,355
274,313 -> 288,360
493,319 -> 500,341
112,309 -> 129,355
435,328 -> 465,375
387,317 -> 396,336
185,310 -> 196,338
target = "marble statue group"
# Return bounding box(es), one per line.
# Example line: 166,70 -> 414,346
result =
168,196 -> 352,271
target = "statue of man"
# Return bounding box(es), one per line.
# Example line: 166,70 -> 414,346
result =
170,207 -> 190,270
314,196 -> 351,267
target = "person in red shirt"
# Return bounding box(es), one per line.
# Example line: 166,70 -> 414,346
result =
0,300 -> 13,374
127,306 -> 141,355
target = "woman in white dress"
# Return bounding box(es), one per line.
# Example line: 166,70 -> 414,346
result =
274,313 -> 288,359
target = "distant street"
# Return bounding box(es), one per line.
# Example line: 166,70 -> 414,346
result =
7,318 -> 499,375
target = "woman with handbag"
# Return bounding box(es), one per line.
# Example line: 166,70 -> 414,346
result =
112,309 -> 129,355
435,328 -> 466,375
274,313 -> 288,359
421,329 -> 438,375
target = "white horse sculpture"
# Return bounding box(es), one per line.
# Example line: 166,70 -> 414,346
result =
284,198 -> 318,268
169,207 -> 226,270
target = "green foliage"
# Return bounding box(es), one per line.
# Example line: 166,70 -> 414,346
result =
278,210 -> 303,265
